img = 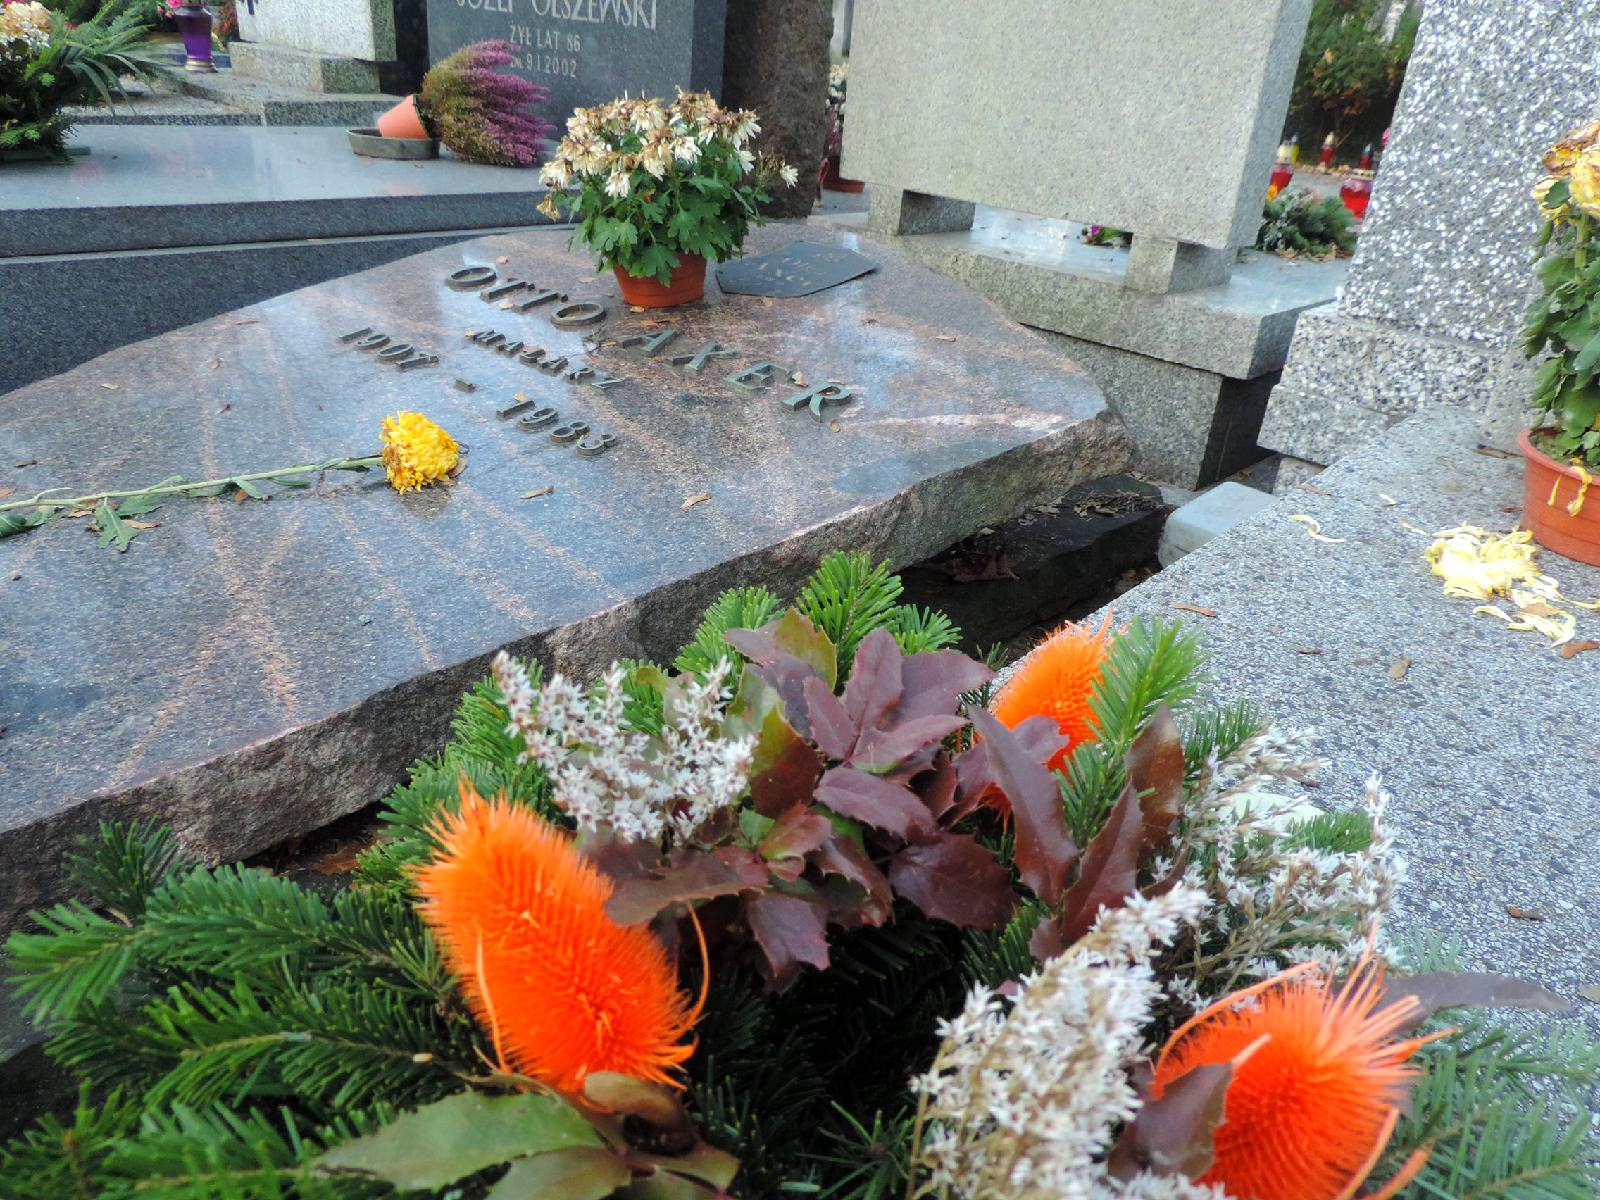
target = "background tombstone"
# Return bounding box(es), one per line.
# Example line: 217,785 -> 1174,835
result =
427,0 -> 728,128
721,0 -> 831,220
832,0 -> 1326,489
1258,0 -> 1600,489
235,0 -> 419,94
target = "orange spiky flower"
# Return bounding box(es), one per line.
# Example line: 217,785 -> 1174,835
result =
414,781 -> 703,1094
990,613 -> 1112,773
1151,957 -> 1435,1200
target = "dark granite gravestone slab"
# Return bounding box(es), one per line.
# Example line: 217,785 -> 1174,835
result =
0,222 -> 1128,931
426,0 -> 726,126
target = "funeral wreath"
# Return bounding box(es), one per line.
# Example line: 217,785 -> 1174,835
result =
5,553 -> 1597,1199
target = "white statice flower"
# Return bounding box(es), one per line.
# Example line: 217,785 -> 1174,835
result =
1168,723 -> 1406,1003
910,885 -> 1209,1200
491,653 -> 753,844
604,169 -> 633,199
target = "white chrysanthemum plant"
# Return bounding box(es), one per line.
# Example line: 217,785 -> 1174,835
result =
537,91 -> 796,301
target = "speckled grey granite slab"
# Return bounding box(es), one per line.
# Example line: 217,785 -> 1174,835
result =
0,222 -> 1128,932
1081,408 -> 1600,1012
0,125 -> 549,257
1261,0 -> 1600,469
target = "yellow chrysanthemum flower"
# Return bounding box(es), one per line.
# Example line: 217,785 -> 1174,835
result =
1568,146 -> 1600,220
380,411 -> 458,493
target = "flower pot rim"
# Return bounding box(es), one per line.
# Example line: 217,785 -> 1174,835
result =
1519,427 -> 1597,481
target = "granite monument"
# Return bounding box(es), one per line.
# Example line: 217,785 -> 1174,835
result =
427,0 -> 728,127
0,223 -> 1129,931
1259,0 -> 1600,489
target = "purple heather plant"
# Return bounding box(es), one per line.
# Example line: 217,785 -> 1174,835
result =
419,40 -> 553,168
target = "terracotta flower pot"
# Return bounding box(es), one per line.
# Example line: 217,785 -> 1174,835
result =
613,253 -> 707,308
377,95 -> 429,141
1518,428 -> 1600,567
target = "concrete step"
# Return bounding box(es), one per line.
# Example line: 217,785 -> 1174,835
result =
163,67 -> 399,126
231,41 -> 382,94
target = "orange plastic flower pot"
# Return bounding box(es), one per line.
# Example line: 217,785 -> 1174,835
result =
1519,428 -> 1600,567
377,94 -> 428,141
614,253 -> 707,308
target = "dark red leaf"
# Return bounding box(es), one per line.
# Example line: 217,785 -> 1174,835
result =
802,675 -> 857,760
1033,779 -> 1142,958
1126,703 -> 1187,859
746,891 -> 831,986
1105,1061 -> 1233,1181
850,714 -> 967,774
815,765 -> 937,842
1376,971 -> 1573,1033
841,627 -> 904,733
888,832 -> 1015,930
727,670 -> 824,817
893,650 -> 994,722
576,826 -> 663,886
605,846 -> 769,927
759,804 -> 834,866
951,714 -> 1070,821
966,709 -> 1077,905
814,837 -> 893,926
747,653 -> 824,743
915,753 -> 960,821
724,610 -> 837,688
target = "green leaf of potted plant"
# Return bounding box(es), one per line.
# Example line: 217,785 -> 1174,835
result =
1522,119 -> 1600,566
538,92 -> 798,308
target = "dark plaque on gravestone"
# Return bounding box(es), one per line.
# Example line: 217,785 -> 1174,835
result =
715,240 -> 878,299
426,0 -> 728,126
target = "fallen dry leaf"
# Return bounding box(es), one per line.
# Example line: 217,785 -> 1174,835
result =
682,492 -> 711,509
629,305 -> 646,313
1397,517 -> 1429,534
209,358 -> 221,369
1579,984 -> 1600,1003
232,318 -> 260,326
499,301 -> 513,310
1294,647 -> 1323,656
935,334 -> 957,342
1474,445 -> 1518,460
100,382 -> 118,391
827,419 -> 842,433
1506,904 -> 1546,921
1297,483 -> 1333,496
0,487 -> 13,499
513,390 -> 527,402
521,486 -> 554,500
15,459 -> 39,469
1289,514 -> 1346,543
454,379 -> 477,393
1516,601 -> 1563,618
791,371 -> 807,387
496,255 -> 509,264
1559,639 -> 1600,659
1171,603 -> 1219,618
123,518 -> 159,530
1377,493 -> 1397,507
65,508 -> 94,519
759,297 -> 774,308
578,276 -> 596,284
1388,655 -> 1412,680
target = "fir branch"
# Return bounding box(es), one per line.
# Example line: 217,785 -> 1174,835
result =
673,586 -> 783,676
67,819 -> 184,920
884,605 -> 961,656
797,552 -> 904,677
6,900 -> 146,1023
